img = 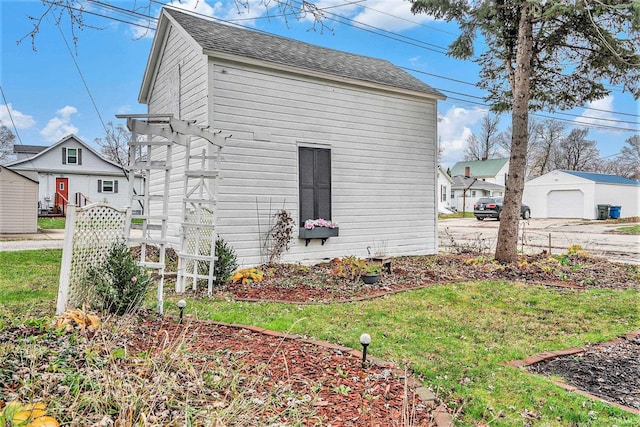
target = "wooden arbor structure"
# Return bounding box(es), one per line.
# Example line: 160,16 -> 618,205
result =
117,114 -> 229,314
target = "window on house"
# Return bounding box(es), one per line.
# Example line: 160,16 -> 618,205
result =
98,179 -> 118,193
441,186 -> 447,202
62,147 -> 82,165
471,190 -> 476,197
299,147 -> 331,225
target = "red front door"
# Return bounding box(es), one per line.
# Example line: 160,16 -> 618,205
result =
55,177 -> 69,213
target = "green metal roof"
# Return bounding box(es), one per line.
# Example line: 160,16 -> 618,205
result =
451,158 -> 509,178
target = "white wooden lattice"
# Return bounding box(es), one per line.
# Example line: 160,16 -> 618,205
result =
56,203 -> 130,315
120,114 -> 174,315
176,139 -> 222,295
117,114 -> 227,313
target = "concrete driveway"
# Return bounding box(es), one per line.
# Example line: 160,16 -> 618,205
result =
439,218 -> 640,265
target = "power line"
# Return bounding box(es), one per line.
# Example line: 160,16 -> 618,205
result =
0,85 -> 25,146
33,0 -> 640,127
53,16 -> 109,135
405,67 -> 640,119
356,3 -> 459,37
401,66 -> 477,87
439,96 -> 639,133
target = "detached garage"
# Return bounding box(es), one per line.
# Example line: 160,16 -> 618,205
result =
523,170 -> 640,219
0,166 -> 39,233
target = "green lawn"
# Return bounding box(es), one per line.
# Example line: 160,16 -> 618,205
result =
36,218 -> 143,230
37,218 -> 66,230
438,211 -> 475,219
1,249 -> 639,426
616,224 -> 640,235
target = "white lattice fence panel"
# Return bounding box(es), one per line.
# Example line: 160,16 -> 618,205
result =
178,207 -> 216,292
57,203 -> 129,314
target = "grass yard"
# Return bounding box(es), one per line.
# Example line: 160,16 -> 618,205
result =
1,249 -> 639,426
37,218 -> 66,230
36,218 -> 144,230
615,224 -> 640,235
438,211 -> 475,219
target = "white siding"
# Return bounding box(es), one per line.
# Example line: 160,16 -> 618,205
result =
593,183 -> 640,218
0,167 -> 38,233
145,25 -> 439,267
210,62 -> 437,266
494,163 -> 510,187
523,171 -> 594,219
523,170 -> 640,219
146,24 -> 209,248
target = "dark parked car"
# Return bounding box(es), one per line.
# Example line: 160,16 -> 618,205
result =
473,197 -> 531,221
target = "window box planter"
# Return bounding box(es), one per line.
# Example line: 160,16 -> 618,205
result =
299,227 -> 339,246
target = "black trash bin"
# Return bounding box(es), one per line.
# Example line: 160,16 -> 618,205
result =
597,204 -> 610,220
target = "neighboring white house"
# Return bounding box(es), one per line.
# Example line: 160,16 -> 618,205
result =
523,170 -> 640,219
450,158 -> 510,186
437,165 -> 454,213
136,7 -> 445,266
6,135 -> 143,214
0,166 -> 38,233
450,176 -> 505,213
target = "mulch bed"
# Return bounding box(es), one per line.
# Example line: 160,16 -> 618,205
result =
527,334 -> 640,412
137,250 -> 640,422
208,254 -> 639,303
196,253 -> 640,419
125,315 -> 439,426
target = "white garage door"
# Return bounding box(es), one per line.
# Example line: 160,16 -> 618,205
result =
547,190 -> 584,218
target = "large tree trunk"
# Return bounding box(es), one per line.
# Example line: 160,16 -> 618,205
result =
495,4 -> 533,263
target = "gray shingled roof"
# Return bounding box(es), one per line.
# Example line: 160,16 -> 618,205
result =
165,8 -> 444,98
13,145 -> 47,154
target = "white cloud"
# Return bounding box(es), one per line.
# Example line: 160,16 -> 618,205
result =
276,0 -> 433,31
131,18 -> 157,40
437,105 -> 487,167
218,0 -> 434,30
130,0 -> 221,38
574,95 -> 616,129
0,104 -> 36,129
40,106 -> 79,143
347,0 -> 434,31
130,0 -> 433,33
116,104 -> 133,115
215,0 -> 269,23
169,0 -> 219,16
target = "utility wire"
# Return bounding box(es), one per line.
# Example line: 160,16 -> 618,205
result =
34,0 -> 640,127
439,96 -> 638,132
0,85 -> 42,172
53,16 -> 108,135
0,84 -> 25,146
356,2 -> 459,37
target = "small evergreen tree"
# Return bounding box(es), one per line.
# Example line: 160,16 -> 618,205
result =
214,237 -> 238,286
89,241 -> 154,315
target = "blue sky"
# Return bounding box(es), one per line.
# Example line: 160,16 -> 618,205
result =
1,0 -> 638,169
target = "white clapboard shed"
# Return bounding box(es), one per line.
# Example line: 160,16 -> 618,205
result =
135,7 -> 446,267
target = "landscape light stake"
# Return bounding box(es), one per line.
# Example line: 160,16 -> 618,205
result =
360,333 -> 371,368
177,300 -> 186,324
